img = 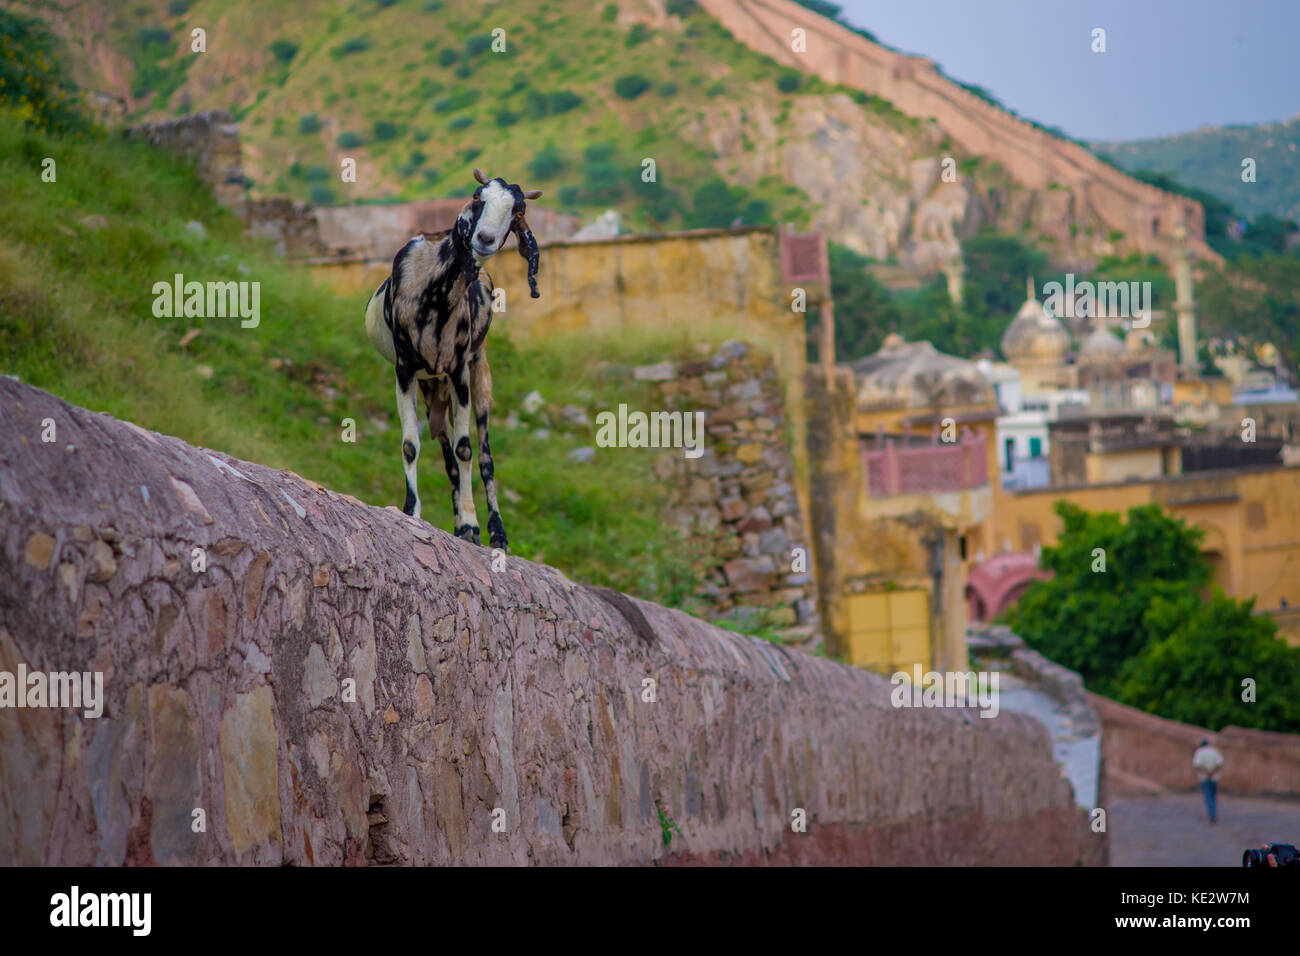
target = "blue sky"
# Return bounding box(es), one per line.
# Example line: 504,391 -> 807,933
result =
834,0 -> 1300,141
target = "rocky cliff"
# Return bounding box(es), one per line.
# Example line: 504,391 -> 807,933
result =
0,379 -> 1103,865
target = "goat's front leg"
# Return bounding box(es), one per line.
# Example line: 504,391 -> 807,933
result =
395,371 -> 422,519
472,357 -> 508,551
447,364 -> 480,544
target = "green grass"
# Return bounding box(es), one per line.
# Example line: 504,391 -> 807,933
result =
0,111 -> 705,607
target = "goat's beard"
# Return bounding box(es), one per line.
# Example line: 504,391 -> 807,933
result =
514,219 -> 540,298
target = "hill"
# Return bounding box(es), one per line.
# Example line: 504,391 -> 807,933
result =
17,0 -> 1202,274
1090,115 -> 1300,224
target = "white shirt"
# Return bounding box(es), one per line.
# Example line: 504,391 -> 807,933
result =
1193,745 -> 1224,781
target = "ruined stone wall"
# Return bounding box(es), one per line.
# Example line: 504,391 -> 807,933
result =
697,0 -> 1215,263
644,344 -> 820,646
124,109 -> 247,209
0,379 -> 1102,865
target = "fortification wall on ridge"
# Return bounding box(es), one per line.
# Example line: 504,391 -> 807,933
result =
697,0 -> 1215,262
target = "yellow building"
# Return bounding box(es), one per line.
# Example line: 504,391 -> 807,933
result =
807,336 -> 1004,674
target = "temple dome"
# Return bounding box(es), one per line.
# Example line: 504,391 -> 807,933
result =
1078,324 -> 1125,363
1001,279 -> 1071,366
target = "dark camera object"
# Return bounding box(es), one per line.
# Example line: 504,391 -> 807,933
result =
1242,843 -> 1300,867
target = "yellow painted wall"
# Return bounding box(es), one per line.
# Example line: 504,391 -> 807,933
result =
1084,446 -> 1167,484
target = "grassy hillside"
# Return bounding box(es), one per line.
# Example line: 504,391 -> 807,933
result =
1090,115 -> 1300,224
0,107 -> 708,607
26,0 -> 941,233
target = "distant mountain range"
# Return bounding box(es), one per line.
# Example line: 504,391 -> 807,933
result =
1090,115 -> 1300,224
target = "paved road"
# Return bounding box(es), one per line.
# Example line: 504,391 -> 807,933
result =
1109,791 -> 1300,866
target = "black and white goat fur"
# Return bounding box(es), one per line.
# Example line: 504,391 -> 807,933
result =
364,167 -> 541,550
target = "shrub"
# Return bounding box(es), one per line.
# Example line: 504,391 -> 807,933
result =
372,120 -> 398,141
168,0 -> 193,13
666,0 -> 696,15
658,81 -> 678,97
0,10 -> 92,135
602,4 -> 618,21
270,38 -> 298,63
331,36 -> 371,59
464,35 -> 492,58
309,184 -> 337,204
495,110 -> 518,127
626,23 -> 650,47
527,147 -> 567,180
449,115 -> 474,130
408,149 -> 427,168
298,114 -> 322,134
436,47 -> 459,67
776,69 -> 802,93
549,89 -> 583,113
613,74 -> 651,100
302,165 -> 330,182
336,131 -> 363,148
433,89 -> 480,112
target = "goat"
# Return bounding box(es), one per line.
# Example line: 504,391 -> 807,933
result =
364,167 -> 542,551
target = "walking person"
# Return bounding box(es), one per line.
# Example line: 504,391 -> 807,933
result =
1193,738 -> 1224,823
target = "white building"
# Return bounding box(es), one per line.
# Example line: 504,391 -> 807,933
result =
977,359 -> 1085,489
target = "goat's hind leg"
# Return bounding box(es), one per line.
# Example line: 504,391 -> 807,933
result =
472,357 -> 508,552
424,378 -> 464,537
395,372 -> 422,519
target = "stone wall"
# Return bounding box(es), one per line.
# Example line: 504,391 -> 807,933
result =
124,109 -> 247,210
1086,692 -> 1300,798
0,379 -> 1102,865
644,343 -> 820,645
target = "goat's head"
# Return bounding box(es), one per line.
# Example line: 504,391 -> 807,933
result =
455,167 -> 543,297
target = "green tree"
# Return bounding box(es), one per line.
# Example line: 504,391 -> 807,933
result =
1115,592 -> 1300,733
960,231 -> 1048,325
812,243 -> 899,362
1002,501 -> 1209,693
1198,252 -> 1300,376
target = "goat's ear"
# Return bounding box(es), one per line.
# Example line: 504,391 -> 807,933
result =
513,215 -> 541,299
473,167 -> 490,185
523,189 -> 543,200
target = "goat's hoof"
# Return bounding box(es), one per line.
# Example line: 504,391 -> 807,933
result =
489,533 -> 509,552
454,524 -> 481,545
